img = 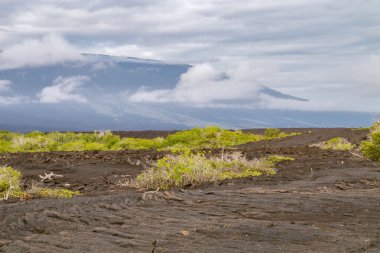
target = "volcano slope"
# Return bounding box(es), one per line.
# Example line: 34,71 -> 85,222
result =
0,128 -> 379,253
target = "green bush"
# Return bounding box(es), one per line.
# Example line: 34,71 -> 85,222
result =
103,134 -> 121,148
113,137 -> 163,150
265,128 -> 281,138
361,122 -> 380,161
161,126 -> 264,150
28,187 -> 81,198
267,155 -> 295,163
311,137 -> 353,151
0,131 -> 17,142
0,166 -> 81,201
0,166 -> 23,200
126,150 -> 286,190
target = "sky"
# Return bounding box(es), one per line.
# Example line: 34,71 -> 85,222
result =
0,0 -> 379,112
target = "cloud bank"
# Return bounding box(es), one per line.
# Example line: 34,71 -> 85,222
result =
129,63 -> 263,105
38,76 -> 89,104
0,0 -> 378,62
0,34 -> 83,70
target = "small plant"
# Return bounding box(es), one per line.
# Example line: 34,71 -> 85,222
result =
27,187 -> 81,198
264,128 -> 299,140
360,121 -> 380,161
265,128 -> 281,138
0,166 -> 23,200
267,155 -> 295,163
126,150 -> 287,190
311,137 -> 353,151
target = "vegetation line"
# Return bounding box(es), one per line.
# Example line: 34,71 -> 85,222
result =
0,127 -> 299,153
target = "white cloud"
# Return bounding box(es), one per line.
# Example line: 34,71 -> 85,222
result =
127,57 -> 380,112
0,34 -> 83,70
86,43 -> 157,59
1,0 -> 378,63
0,79 -> 29,105
129,63 -> 262,104
38,75 -> 89,103
0,80 -> 12,92
0,0 -> 378,112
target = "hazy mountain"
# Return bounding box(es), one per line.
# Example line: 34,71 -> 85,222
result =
0,54 -> 375,131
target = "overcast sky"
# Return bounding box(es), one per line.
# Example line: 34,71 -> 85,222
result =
0,0 -> 379,112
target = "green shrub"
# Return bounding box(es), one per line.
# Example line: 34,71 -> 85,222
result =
0,166 -> 23,200
311,137 -> 353,151
126,150 -> 282,190
28,187 -> 81,198
265,128 -> 281,138
267,155 -> 295,163
161,126 -> 264,150
0,131 -> 17,142
57,140 -> 86,151
113,137 -> 164,150
102,134 -> 121,148
0,140 -> 12,152
24,131 -> 44,138
360,122 -> 380,161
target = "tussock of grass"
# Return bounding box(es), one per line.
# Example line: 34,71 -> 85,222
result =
0,166 -> 23,200
27,187 -> 81,198
0,127 -> 299,153
311,137 -> 354,151
360,121 -> 380,161
267,155 -> 295,163
0,165 -> 80,201
126,151 -> 292,190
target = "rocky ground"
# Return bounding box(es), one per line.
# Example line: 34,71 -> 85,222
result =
0,128 -> 379,253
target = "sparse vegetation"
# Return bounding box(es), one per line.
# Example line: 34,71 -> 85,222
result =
126,150 -> 294,190
267,155 -> 295,163
265,128 -> 298,139
265,128 -> 281,138
360,122 -> 380,161
161,126 -> 264,150
351,127 -> 370,131
311,137 -> 354,151
0,165 -> 80,201
0,127 -> 300,153
0,166 -> 23,200
27,187 -> 81,198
